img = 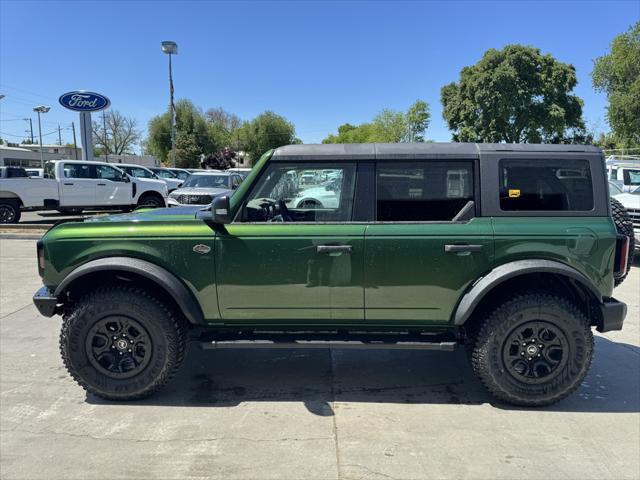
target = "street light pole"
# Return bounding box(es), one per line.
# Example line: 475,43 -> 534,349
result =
33,106 -> 51,169
161,41 -> 178,168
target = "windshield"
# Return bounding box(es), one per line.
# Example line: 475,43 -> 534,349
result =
182,174 -> 230,188
170,169 -> 190,180
153,169 -> 177,179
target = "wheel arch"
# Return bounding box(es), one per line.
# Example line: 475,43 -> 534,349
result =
137,191 -> 165,206
54,257 -> 204,324
453,259 -> 604,328
0,192 -> 23,205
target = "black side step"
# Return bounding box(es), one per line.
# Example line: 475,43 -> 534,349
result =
199,333 -> 457,351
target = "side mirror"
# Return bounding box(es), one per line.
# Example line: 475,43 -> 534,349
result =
122,173 -> 131,183
198,195 -> 231,224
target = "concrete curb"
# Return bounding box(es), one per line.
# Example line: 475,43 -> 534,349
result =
0,234 -> 43,240
0,224 -> 52,231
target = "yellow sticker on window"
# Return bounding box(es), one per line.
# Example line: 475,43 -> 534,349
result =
508,189 -> 521,198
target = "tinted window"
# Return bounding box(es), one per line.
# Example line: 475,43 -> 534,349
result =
500,159 -> 593,211
623,169 -> 640,186
95,165 -> 123,181
7,167 -> 28,178
152,168 -> 176,179
376,161 -> 474,221
243,163 -> 356,222
63,163 -> 93,179
126,167 -> 154,178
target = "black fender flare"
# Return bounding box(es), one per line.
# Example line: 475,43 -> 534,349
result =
54,257 -> 204,324
452,259 -> 603,325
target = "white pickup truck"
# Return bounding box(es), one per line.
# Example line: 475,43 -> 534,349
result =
0,160 -> 168,223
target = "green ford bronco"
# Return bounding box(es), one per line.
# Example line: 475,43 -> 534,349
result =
33,143 -> 632,406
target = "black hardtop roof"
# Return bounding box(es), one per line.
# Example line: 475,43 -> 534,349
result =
271,143 -> 602,161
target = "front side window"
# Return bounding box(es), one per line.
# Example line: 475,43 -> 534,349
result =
153,169 -> 175,179
241,163 -> 356,222
96,165 -> 123,181
376,161 -> 474,221
63,163 -> 93,179
500,159 -> 593,211
128,167 -> 154,178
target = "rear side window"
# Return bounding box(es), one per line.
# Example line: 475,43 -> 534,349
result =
500,159 -> 593,211
623,169 -> 640,186
63,163 -> 93,179
376,161 -> 474,221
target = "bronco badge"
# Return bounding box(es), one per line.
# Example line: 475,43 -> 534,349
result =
192,244 -> 211,255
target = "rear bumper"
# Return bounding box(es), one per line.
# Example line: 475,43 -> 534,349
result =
33,286 -> 58,317
598,297 -> 627,333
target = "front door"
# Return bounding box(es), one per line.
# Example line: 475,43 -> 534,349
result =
94,164 -> 132,206
365,159 -> 493,325
215,162 -> 365,324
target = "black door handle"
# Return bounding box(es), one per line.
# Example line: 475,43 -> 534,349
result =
317,245 -> 352,254
97,183 -> 106,186
444,244 -> 483,253
63,182 -> 74,186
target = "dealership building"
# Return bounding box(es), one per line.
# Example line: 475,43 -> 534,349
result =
0,144 -> 158,168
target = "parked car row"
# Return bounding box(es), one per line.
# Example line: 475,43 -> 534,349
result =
0,162 -> 255,223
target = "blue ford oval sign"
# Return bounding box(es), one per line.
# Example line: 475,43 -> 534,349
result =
58,91 -> 111,112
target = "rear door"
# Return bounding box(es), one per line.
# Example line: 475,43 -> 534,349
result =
215,161 -> 366,324
59,162 -> 96,206
364,159 -> 493,325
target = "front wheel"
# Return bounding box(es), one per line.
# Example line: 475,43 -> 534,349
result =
137,194 -> 164,209
60,286 -> 187,400
471,293 -> 593,407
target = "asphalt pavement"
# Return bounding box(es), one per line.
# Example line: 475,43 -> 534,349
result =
1,239 -> 638,480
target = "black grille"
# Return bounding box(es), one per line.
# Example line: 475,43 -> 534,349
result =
175,194 -> 213,205
627,208 -> 640,229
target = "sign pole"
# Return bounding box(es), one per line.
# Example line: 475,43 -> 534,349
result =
80,112 -> 93,161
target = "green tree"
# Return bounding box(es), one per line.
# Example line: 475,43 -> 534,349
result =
322,100 -> 431,144
239,111 -> 297,165
441,45 -> 586,143
147,100 -> 218,167
592,22 -> 640,148
406,100 -> 431,142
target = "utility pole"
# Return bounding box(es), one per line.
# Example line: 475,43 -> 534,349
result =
58,124 -> 62,146
23,118 -> 34,143
71,122 -> 78,159
102,110 -> 108,162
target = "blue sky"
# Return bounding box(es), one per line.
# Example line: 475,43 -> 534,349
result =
1,0 -> 638,149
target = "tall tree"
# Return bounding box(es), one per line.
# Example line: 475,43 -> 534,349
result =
239,111 -> 297,164
92,110 -> 141,155
147,100 -> 217,167
592,22 -> 640,148
441,45 -> 586,143
202,148 -> 237,170
406,100 -> 431,142
205,107 -> 244,149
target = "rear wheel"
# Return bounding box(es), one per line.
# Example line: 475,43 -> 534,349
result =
60,286 -> 187,400
471,293 -> 593,407
610,197 -> 634,286
0,200 -> 21,224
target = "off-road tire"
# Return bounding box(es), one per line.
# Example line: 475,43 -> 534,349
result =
471,293 -> 593,407
0,200 -> 21,224
137,193 -> 164,209
610,197 -> 634,286
60,286 -> 187,400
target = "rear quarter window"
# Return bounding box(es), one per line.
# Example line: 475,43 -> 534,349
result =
500,159 -> 593,211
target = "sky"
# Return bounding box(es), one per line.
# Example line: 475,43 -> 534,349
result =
0,0 -> 638,150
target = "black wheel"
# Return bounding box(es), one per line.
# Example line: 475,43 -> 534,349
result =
137,194 -> 164,209
471,293 -> 593,407
60,286 -> 187,400
610,197 -> 634,286
57,208 -> 83,215
0,200 -> 21,224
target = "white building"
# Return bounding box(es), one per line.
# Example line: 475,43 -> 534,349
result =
0,145 -> 159,168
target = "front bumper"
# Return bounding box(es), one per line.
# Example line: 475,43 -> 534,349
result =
598,297 -> 627,333
33,286 -> 58,317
